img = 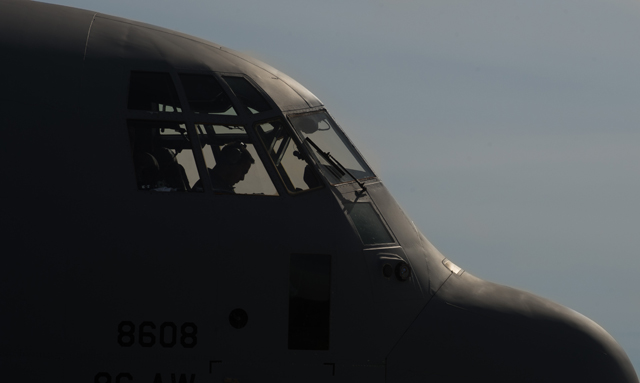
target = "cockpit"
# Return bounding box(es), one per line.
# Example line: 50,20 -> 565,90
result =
126,71 -> 375,196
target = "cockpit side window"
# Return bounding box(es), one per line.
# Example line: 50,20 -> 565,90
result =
222,76 -> 272,115
125,70 -> 279,196
193,124 -> 278,195
127,72 -> 182,113
255,120 -> 321,193
344,202 -> 394,245
289,112 -> 375,185
179,74 -> 237,116
127,120 -> 201,192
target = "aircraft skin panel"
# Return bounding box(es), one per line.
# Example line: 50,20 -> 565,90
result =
366,178 -> 638,382
0,0 -> 320,112
218,46 -> 324,110
387,271 -> 639,383
0,1 -> 93,55
0,1 -> 93,111
85,15 -> 236,71
85,15 -> 320,112
86,6 -> 325,109
348,180 -> 454,297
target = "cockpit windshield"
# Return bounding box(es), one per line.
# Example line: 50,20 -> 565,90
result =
289,112 -> 374,184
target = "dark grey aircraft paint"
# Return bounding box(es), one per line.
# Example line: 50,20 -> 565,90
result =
0,1 -> 637,382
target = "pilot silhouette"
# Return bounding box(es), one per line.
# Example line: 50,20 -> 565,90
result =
194,142 -> 255,194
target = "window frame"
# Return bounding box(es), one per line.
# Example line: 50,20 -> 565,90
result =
286,109 -> 377,187
254,117 -> 325,195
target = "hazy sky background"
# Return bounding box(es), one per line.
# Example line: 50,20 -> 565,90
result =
42,0 -> 640,370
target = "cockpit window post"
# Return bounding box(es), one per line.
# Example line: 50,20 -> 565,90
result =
125,70 -> 211,192
190,123 -> 278,195
170,71 -> 216,193
175,72 -> 284,196
127,120 -> 205,192
254,119 -> 323,194
126,69 -> 303,196
221,75 -> 274,115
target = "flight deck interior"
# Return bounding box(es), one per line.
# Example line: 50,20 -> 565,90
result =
126,70 -> 373,196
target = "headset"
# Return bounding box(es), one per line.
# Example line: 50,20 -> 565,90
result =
219,141 -> 252,165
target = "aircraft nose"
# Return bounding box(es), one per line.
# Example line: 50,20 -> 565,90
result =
387,272 -> 639,383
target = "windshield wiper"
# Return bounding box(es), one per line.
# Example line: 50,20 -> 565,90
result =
305,137 -> 367,192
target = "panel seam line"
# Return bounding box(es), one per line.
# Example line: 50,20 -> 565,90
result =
83,13 -> 98,61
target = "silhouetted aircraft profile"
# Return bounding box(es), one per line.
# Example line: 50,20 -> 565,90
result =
1,1 -> 638,382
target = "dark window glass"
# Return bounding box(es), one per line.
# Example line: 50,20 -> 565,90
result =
345,202 -> 394,245
128,120 -> 201,192
179,74 -> 237,115
223,76 -> 272,114
127,72 -> 182,112
288,254 -> 331,350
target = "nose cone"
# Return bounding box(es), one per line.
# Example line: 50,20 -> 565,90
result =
387,272 -> 638,383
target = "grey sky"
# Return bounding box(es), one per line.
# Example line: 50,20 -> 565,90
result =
41,0 -> 640,370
